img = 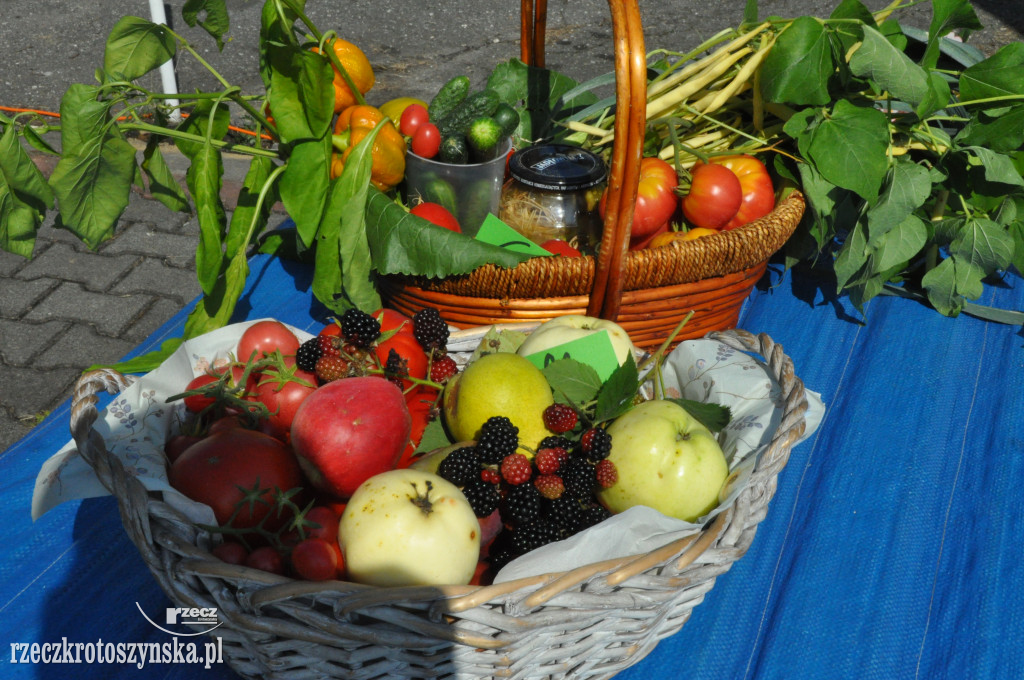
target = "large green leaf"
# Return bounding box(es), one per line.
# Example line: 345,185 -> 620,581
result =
959,43 -> 1024,103
0,124 -> 54,257
923,0 -> 982,70
956,104 -> 1024,153
951,216 -> 1015,275
865,159 -> 932,243
486,59 -> 596,142
963,145 -> 1024,188
803,99 -> 890,201
849,25 -> 948,117
364,189 -> 531,277
103,17 -> 176,82
760,16 -> 834,106
267,44 -> 334,143
57,85 -> 108,157
185,142 -> 226,295
174,99 -> 231,159
873,214 -> 928,272
225,156 -> 277,259
182,0 -> 229,51
278,136 -> 331,247
140,136 -> 189,214
183,250 -> 250,338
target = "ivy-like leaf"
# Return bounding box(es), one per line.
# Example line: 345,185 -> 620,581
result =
959,43 -> 1024,102
803,99 -> 890,201
865,159 -> 932,244
593,355 -> 640,424
873,214 -> 928,272
103,16 -> 176,82
140,136 -> 189,214
760,16 -> 834,106
543,358 -> 603,407
849,25 -> 949,117
666,399 -> 732,433
182,0 -> 229,51
922,257 -> 962,316
951,216 -> 1014,276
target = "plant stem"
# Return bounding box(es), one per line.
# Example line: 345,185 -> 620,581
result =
121,121 -> 281,158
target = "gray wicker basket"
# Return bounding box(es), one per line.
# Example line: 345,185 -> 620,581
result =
70,328 -> 809,679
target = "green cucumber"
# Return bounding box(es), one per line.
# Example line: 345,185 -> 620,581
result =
421,177 -> 459,215
439,134 -> 469,164
428,75 -> 470,123
492,103 -> 520,138
466,116 -> 503,162
437,89 -> 500,137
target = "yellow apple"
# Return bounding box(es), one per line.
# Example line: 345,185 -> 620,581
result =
517,314 -> 636,369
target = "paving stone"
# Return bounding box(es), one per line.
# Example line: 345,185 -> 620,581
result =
0,278 -> 60,319
0,319 -> 71,366
34,323 -> 136,371
124,297 -> 189,344
0,364 -> 80,419
101,224 -> 198,270
0,247 -> 31,277
15,242 -> 138,292
110,260 -> 202,304
24,282 -> 151,336
120,191 -> 190,229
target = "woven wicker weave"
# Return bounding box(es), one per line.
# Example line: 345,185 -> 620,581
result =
71,328 -> 809,680
381,0 -> 805,351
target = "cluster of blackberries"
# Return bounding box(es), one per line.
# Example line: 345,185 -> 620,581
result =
434,416 -> 616,571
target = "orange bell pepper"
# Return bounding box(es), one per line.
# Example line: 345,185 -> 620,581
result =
331,105 -> 406,192
312,38 -> 375,113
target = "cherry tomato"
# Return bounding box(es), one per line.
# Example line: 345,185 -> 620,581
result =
411,122 -> 441,159
374,331 -> 428,392
410,202 -> 461,232
169,428 -> 305,529
681,162 -> 743,229
399,103 -> 429,138
318,322 -> 342,338
182,374 -> 220,413
396,387 -> 437,469
373,308 -> 415,338
245,546 -> 285,574
290,538 -> 339,581
302,505 -> 341,542
599,157 -> 678,241
540,239 -> 582,257
212,541 -> 249,565
253,368 -> 318,441
237,320 -> 300,363
709,155 -> 775,230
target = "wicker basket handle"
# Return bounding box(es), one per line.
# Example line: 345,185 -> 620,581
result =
521,0 -> 647,322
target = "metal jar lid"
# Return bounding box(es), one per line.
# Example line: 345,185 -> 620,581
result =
507,144 -> 607,192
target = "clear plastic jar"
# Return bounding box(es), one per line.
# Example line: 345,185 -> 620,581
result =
499,145 -> 607,255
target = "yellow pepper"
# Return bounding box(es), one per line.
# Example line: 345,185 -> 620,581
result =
331,105 -> 407,191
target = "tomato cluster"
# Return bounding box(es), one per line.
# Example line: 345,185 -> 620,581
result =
165,309 -> 451,582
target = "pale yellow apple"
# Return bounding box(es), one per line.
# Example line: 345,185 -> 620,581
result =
517,315 -> 636,368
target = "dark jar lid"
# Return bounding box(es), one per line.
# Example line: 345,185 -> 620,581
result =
507,144 -> 607,192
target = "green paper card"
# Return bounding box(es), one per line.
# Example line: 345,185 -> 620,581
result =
521,331 -> 621,383
475,214 -> 552,257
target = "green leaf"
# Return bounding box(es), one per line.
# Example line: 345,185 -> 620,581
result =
923,0 -> 983,70
0,124 -> 54,257
87,337 -> 184,375
865,158 -> 932,244
956,104 -> 1024,153
1010,215 -> 1024,275
103,16 -> 176,81
185,142 -> 226,295
742,0 -> 758,25
760,16 -> 834,106
182,0 -> 229,51
334,120 -> 384,312
951,216 -> 1014,276
963,145 -> 1024,188
543,358 -> 603,406
803,99 -> 890,201
278,136 -> 331,247
873,214 -> 928,272
174,99 -> 231,159
960,43 -> 1024,103
267,44 -> 335,142
140,136 -> 189,214
593,355 -> 640,425
486,59 -> 596,142
57,85 -> 109,157
848,25 -> 948,116
666,398 -> 732,433
415,417 -> 453,454
834,218 -> 870,293
922,257 -> 962,315
225,156 -> 276,259
364,189 -> 531,277
183,250 -> 250,338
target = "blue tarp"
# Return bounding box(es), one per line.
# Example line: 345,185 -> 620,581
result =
2,253 -> 1021,679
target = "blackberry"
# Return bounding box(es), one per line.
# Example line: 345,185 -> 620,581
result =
561,458 -> 598,500
383,348 -> 409,388
295,337 -> 322,372
475,416 -> 519,464
579,504 -> 612,530
412,307 -> 449,353
500,482 -> 543,526
511,520 -> 561,554
544,495 -> 584,534
538,435 -> 574,452
461,479 -> 501,518
436,447 -> 481,487
580,427 -> 613,462
339,308 -> 381,347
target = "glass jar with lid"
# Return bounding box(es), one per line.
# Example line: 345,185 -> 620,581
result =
499,144 -> 607,255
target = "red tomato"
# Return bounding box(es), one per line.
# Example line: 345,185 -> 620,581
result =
373,308 -> 415,338
169,428 -> 305,529
183,374 -> 220,413
253,369 -> 318,441
709,155 -> 775,230
302,505 -> 340,542
599,157 -> 678,241
396,387 -> 437,469
374,331 -> 428,392
237,320 -> 300,363
411,122 -> 441,158
540,239 -> 582,257
290,538 -> 339,581
318,322 -> 342,338
399,103 -> 429,137
681,162 -> 743,229
211,541 -> 249,565
245,546 -> 285,574
410,202 -> 461,232
164,433 -> 201,463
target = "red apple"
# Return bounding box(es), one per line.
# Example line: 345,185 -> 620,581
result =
289,376 -> 412,498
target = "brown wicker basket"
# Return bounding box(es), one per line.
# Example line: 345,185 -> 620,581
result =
71,328 -> 809,680
381,0 -> 805,351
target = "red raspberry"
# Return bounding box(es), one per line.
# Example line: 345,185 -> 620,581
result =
534,447 -> 569,475
317,334 -> 341,357
542,403 -> 578,434
480,468 -> 501,485
430,355 -> 458,383
595,459 -> 618,488
500,453 -> 533,485
533,474 -> 565,500
315,355 -> 349,383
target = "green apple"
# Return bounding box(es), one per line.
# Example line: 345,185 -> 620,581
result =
517,315 -> 636,369
442,351 -> 555,452
598,399 -> 729,522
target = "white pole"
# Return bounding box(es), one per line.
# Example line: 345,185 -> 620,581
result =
148,0 -> 182,123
